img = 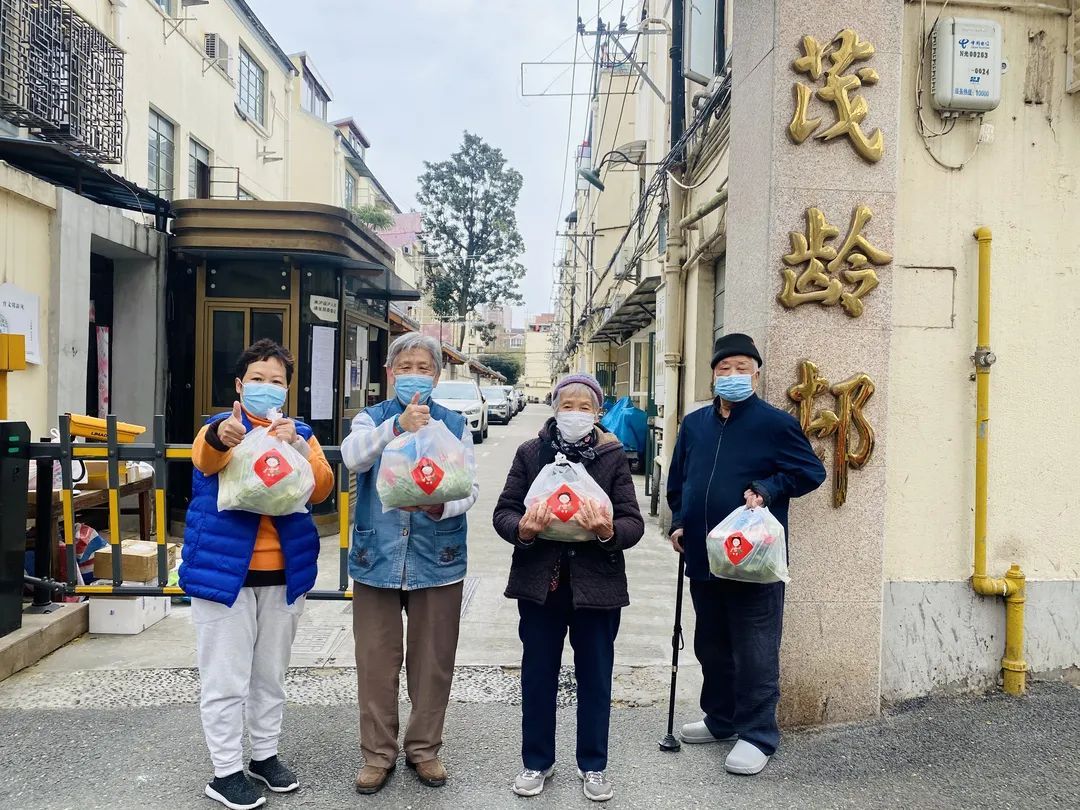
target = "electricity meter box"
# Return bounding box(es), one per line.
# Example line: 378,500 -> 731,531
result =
930,17 -> 1002,115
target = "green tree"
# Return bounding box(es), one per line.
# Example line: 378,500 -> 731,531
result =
352,204 -> 395,230
417,132 -> 527,349
474,321 -> 499,348
478,354 -> 522,385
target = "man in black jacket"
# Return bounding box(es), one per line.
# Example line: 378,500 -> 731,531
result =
667,333 -> 826,775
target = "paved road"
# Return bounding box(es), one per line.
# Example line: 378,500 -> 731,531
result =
1,682 -> 1077,809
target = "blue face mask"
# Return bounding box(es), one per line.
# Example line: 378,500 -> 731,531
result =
395,374 -> 434,405
241,382 -> 287,418
713,374 -> 755,402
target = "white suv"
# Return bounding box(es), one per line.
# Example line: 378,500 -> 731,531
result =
432,379 -> 489,444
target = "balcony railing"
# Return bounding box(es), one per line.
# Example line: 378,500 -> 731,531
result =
0,0 -> 123,164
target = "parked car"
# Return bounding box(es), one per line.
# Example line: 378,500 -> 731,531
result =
498,385 -> 523,417
432,379 -> 489,444
507,387 -> 524,414
515,389 -> 527,413
482,386 -> 513,425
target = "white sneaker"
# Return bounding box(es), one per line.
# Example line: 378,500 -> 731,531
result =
725,740 -> 770,775
512,767 -> 554,797
576,769 -> 614,802
680,719 -> 738,745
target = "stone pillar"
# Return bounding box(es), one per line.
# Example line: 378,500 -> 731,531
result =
725,1 -> 901,724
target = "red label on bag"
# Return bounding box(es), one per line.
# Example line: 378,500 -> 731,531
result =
547,484 -> 581,522
724,532 -> 753,565
254,449 -> 293,488
411,457 -> 445,495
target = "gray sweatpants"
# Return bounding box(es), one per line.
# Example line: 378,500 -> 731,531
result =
192,586 -> 305,777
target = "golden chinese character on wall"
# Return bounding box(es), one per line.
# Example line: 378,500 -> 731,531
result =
779,204 -> 891,317
787,360 -> 875,508
789,29 -> 884,163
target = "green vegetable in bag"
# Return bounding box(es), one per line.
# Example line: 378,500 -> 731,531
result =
377,420 -> 473,511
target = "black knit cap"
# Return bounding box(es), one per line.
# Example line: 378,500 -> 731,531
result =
710,333 -> 763,369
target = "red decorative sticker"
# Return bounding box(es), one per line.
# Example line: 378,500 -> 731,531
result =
547,484 -> 581,522
724,532 -> 753,565
254,449 -> 293,488
412,457 -> 445,495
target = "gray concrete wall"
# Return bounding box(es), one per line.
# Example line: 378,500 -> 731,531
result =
882,580 -> 1080,701
48,191 -> 93,423
47,188 -> 162,429
110,250 -> 166,429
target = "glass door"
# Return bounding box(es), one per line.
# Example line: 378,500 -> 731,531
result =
197,302 -> 294,424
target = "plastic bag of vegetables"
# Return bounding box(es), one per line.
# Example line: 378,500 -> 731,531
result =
377,420 -> 473,511
706,506 -> 789,584
216,415 -> 315,516
523,453 -> 613,542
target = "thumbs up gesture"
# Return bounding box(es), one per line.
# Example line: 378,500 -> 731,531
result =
399,392 -> 431,433
219,401 -> 247,448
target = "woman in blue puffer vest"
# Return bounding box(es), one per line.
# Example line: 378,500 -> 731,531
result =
180,339 -> 333,810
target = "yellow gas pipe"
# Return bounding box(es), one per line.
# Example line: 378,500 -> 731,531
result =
971,226 -> 1028,695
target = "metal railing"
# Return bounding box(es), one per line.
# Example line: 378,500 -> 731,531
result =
19,414 -> 356,604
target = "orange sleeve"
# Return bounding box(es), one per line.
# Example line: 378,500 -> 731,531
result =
306,437 -> 335,505
192,423 -> 232,476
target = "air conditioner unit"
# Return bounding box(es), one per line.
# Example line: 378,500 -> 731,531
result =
204,33 -> 230,76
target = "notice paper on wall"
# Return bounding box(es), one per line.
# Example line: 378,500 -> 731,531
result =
310,326 -> 336,421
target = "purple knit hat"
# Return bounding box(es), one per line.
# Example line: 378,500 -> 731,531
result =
552,373 -> 604,407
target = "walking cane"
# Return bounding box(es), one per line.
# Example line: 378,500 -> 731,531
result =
658,551 -> 686,751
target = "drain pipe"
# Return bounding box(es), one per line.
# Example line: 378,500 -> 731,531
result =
971,226 -> 1028,696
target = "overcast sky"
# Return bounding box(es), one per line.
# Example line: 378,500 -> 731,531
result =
251,0 -> 625,324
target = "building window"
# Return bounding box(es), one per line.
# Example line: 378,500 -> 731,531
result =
684,1 -> 727,84
350,134 -> 367,159
148,110 -> 175,200
712,256 -> 726,342
188,139 -> 210,199
301,69 -> 329,120
344,172 -> 357,209
237,188 -> 256,200
152,0 -> 175,14
237,46 -> 266,125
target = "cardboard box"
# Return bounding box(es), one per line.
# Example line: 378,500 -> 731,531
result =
79,460 -> 131,490
93,540 -> 177,583
89,582 -> 170,634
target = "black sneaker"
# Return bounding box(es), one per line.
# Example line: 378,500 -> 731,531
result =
248,755 -> 300,793
205,771 -> 266,810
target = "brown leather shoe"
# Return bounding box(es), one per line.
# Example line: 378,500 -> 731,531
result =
407,757 -> 447,787
355,764 -> 395,795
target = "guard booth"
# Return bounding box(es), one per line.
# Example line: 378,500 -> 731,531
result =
165,200 -> 418,522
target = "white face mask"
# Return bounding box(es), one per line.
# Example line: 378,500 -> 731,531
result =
556,411 -> 596,442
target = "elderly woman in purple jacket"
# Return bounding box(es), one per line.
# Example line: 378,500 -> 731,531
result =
493,374 -> 645,803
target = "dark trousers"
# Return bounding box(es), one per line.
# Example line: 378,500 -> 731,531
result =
689,577 -> 785,755
518,581 -> 622,772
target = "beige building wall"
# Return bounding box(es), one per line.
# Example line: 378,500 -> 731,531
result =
0,165 -> 56,439
523,327 -> 554,401
287,112 -> 338,205
67,0 -> 294,201
889,4 -> 1079,583
881,3 -> 1080,698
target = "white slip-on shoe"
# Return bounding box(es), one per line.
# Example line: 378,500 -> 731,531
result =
680,719 -> 739,745
725,739 -> 770,775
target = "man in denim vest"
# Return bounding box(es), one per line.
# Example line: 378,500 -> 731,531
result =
341,334 -> 479,795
